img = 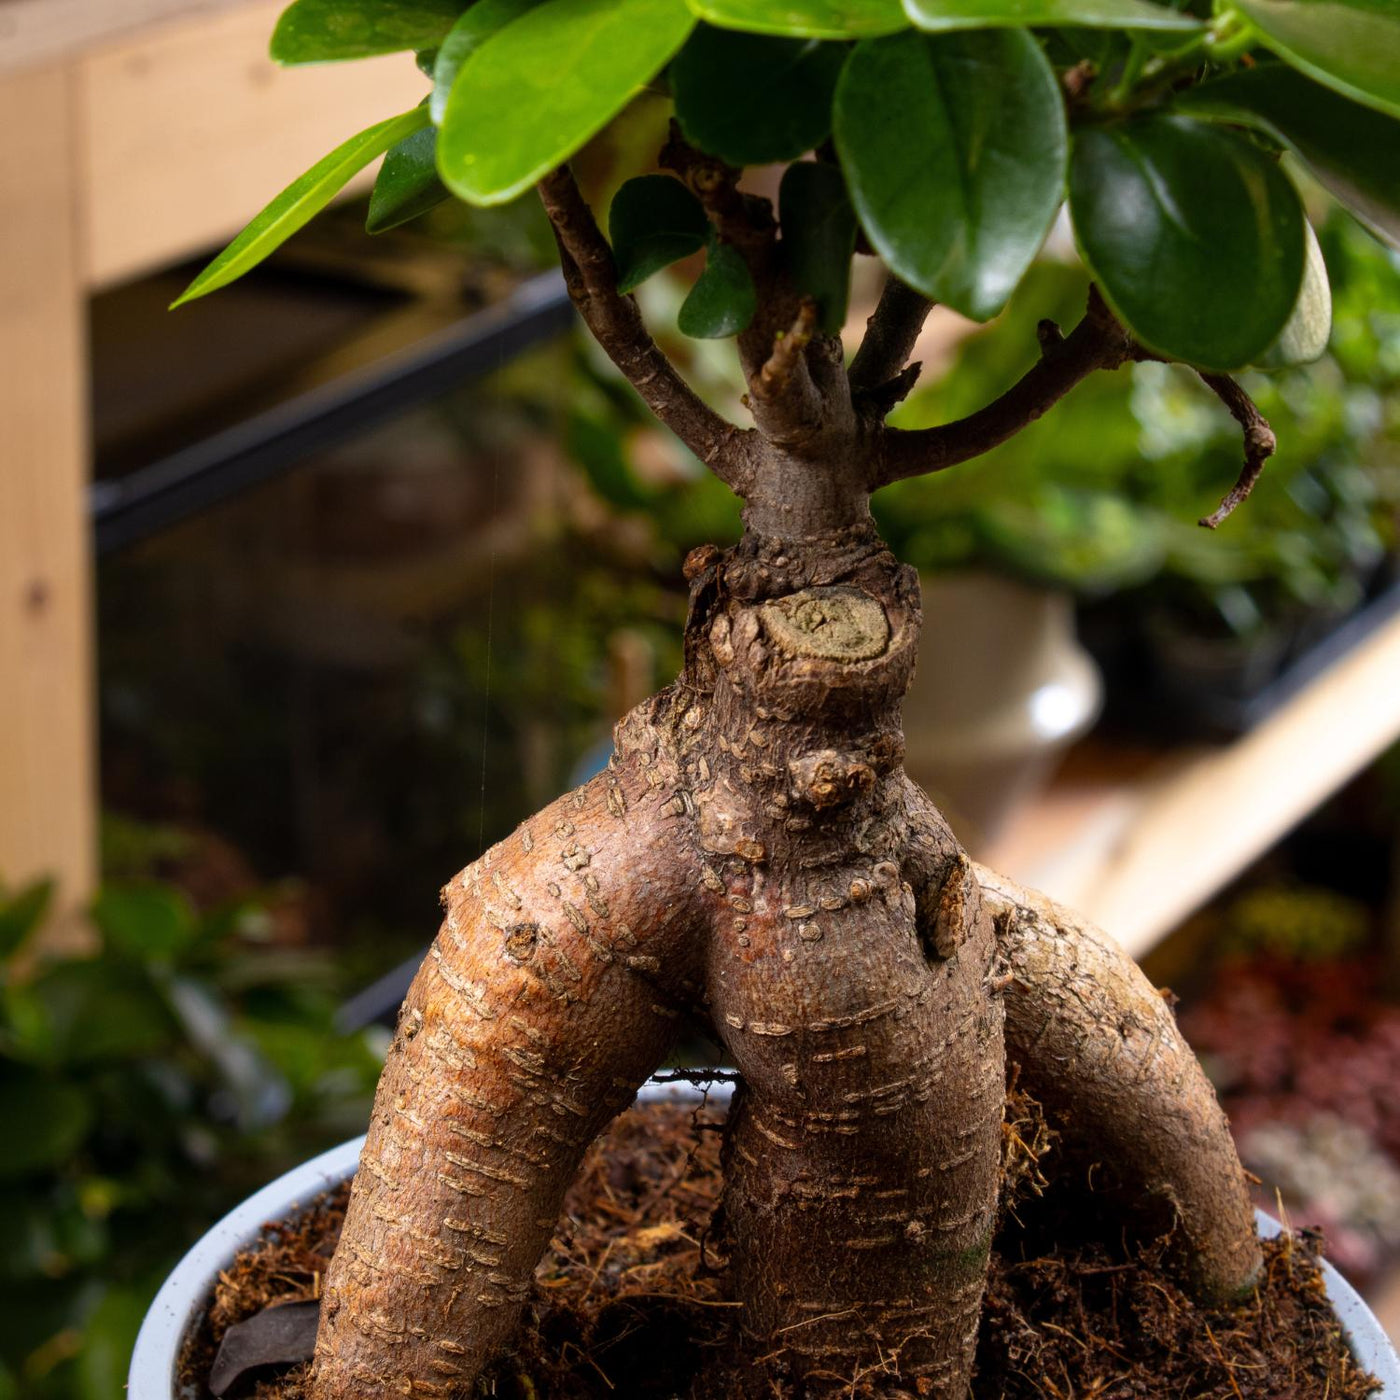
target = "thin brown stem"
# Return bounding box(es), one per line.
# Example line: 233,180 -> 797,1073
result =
536,165 -> 754,489
1196,371 -> 1276,529
872,288 -> 1139,488
848,273 -> 934,397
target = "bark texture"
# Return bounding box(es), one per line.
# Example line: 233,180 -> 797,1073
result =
977,865 -> 1263,1302
310,763 -> 710,1396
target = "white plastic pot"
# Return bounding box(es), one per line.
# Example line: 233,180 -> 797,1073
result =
129,1078 -> 1398,1398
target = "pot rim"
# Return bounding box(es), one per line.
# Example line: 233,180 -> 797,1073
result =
128,1075 -> 1397,1397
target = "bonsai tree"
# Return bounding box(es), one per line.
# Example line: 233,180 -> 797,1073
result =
178,0 -> 1400,1393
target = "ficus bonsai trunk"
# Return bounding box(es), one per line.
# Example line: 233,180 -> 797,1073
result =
306,157 -> 1262,1399
309,474 -> 1259,1400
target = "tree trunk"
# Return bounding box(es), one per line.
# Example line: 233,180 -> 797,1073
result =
309,520 -> 1258,1400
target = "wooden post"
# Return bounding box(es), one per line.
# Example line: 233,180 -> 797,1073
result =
0,61 -> 97,943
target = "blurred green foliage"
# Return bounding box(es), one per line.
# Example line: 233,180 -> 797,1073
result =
1217,884 -> 1372,962
0,866 -> 383,1400
870,209 -> 1400,637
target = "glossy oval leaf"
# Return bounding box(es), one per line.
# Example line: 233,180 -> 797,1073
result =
1255,218 -> 1331,368
903,0 -> 1200,31
834,28 -> 1067,321
678,240 -> 758,336
780,161 -> 857,332
1070,115 -> 1306,369
1174,64 -> 1400,249
439,0 -> 695,206
671,27 -> 846,165
431,0 -> 546,125
610,176 -> 711,292
686,0 -> 907,38
173,107 -> 430,306
1234,0 -> 1400,120
368,124 -> 451,232
272,0 -> 466,63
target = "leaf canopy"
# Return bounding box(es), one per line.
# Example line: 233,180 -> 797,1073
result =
173,107 -> 431,306
1070,115 -> 1306,369
903,0 -> 1199,32
671,27 -> 846,165
1254,219 -> 1331,369
1174,64 -> 1400,249
272,0 -> 466,62
610,175 -> 711,292
431,0 -> 545,124
780,161 -> 858,333
834,28 -> 1066,320
685,0 -> 906,38
1233,0 -> 1400,120
438,0 -> 695,205
678,239 -> 758,336
367,123 -> 450,232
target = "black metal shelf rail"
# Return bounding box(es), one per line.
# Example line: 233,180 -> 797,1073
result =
91,271 -> 572,556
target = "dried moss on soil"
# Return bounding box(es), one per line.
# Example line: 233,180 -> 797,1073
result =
180,1098 -> 1379,1400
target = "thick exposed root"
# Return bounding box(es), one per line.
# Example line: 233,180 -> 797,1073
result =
712,869 -> 1003,1398
976,864 -> 1263,1303
309,760 -> 710,1399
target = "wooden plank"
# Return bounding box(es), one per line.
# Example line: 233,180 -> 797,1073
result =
984,610 -> 1400,957
0,62 -> 97,944
77,0 -> 428,287
0,0 -> 246,76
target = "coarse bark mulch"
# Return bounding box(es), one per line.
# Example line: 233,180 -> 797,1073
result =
179,1096 -> 1380,1400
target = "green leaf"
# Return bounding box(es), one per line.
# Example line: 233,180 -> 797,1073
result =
609,176 -> 710,292
1234,0 -> 1400,120
1070,115 -> 1306,369
173,107 -> 430,306
833,29 -> 1067,320
686,0 -> 907,37
271,0 -> 466,62
77,1289 -> 149,1400
367,124 -> 451,232
92,886 -> 198,961
0,1070 -> 90,1179
14,960 -> 175,1065
671,27 -> 846,165
431,0 -> 546,125
678,239 -> 758,336
0,881 -> 52,962
1173,64 -> 1400,248
780,162 -> 857,332
903,0 -> 1200,31
439,0 -> 695,207
1254,218 -> 1331,367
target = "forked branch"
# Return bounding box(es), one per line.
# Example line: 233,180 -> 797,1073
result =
872,288 -> 1140,488
537,165 -> 754,489
1197,371 -> 1277,528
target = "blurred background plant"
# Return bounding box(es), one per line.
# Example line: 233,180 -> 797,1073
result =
0,832 -> 384,1400
872,208 -> 1400,631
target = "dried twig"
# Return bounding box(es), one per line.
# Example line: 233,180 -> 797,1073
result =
1197,371 -> 1277,528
